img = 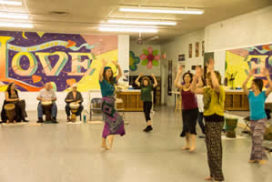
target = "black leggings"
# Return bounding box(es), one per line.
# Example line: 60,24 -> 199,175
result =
143,101 -> 152,122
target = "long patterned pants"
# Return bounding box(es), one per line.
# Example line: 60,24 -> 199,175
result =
250,119 -> 267,161
205,121 -> 224,181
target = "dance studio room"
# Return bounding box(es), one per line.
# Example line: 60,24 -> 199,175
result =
0,0 -> 272,182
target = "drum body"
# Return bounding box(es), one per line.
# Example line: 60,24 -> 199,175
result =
69,102 -> 80,121
4,103 -> 16,123
42,101 -> 53,121
225,118 -> 238,138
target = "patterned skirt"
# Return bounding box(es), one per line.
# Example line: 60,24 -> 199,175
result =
101,96 -> 125,138
250,119 -> 268,161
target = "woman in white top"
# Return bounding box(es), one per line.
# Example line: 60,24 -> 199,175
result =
196,75 -> 205,136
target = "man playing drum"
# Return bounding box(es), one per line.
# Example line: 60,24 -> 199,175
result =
65,84 -> 83,122
37,82 -> 58,123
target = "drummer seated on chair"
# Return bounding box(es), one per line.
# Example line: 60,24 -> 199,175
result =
65,84 -> 83,122
1,82 -> 28,123
37,82 -> 58,123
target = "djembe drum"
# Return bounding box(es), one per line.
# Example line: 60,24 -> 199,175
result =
41,101 -> 52,121
225,118 -> 238,138
69,102 -> 80,121
4,103 -> 16,123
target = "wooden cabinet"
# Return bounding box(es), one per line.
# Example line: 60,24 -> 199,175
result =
225,91 -> 249,111
116,91 -> 143,111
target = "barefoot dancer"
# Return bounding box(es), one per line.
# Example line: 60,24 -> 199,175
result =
99,60 -> 125,150
242,67 -> 272,164
174,66 -> 198,152
192,60 -> 225,182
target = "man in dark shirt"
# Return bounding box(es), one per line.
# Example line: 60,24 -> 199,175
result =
65,84 -> 84,121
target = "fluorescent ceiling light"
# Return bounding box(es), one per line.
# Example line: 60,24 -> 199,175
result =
107,19 -> 176,26
119,7 -> 204,15
0,22 -> 33,28
0,12 -> 29,19
98,26 -> 158,33
0,0 -> 22,6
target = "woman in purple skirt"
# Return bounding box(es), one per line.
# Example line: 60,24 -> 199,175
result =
99,60 -> 125,150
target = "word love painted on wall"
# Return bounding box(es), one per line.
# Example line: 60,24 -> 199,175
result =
0,31 -> 118,91
1,37 -> 95,77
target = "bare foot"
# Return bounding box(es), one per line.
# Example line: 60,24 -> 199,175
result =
182,146 -> 190,150
258,160 -> 267,165
248,160 -> 257,163
204,176 -> 213,181
101,143 -> 108,150
189,147 -> 196,152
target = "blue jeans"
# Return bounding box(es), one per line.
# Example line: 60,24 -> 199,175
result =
198,112 -> 205,134
37,102 -> 57,118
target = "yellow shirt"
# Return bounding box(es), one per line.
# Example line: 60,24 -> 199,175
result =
203,86 -> 225,116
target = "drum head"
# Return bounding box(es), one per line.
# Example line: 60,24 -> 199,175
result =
42,101 -> 52,106
70,102 -> 79,109
4,103 -> 15,111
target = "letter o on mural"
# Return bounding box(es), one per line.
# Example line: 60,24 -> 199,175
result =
12,52 -> 38,76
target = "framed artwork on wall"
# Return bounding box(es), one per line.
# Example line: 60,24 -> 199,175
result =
178,54 -> 185,61
202,41 -> 205,56
195,42 -> 199,57
189,44 -> 192,58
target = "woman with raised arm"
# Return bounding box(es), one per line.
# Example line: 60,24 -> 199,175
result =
242,68 -> 272,164
135,73 -> 158,132
99,59 -> 125,150
196,72 -> 206,138
174,65 -> 198,152
191,60 -> 225,182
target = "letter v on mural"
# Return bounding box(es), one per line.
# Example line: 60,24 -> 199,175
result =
0,31 -> 118,92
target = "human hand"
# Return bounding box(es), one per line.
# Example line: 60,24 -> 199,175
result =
177,65 -> 183,74
262,68 -> 270,77
207,58 -> 214,72
101,59 -> 107,66
249,68 -> 256,76
112,60 -> 119,67
195,66 -> 202,78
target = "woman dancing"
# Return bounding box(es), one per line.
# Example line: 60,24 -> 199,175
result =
192,60 -> 225,182
242,67 -> 272,164
99,60 -> 125,150
174,66 -> 198,152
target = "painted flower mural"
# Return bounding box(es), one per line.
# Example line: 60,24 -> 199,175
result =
129,51 -> 140,71
140,47 -> 160,69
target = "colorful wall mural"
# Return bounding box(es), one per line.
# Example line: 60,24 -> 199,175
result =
0,31 -> 118,92
129,51 -> 140,71
225,43 -> 272,88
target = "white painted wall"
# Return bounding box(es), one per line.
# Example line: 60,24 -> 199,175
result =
0,35 -> 129,113
161,30 -> 204,106
205,5 -> 272,79
129,41 -> 161,76
205,6 -> 272,52
118,35 -> 130,84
